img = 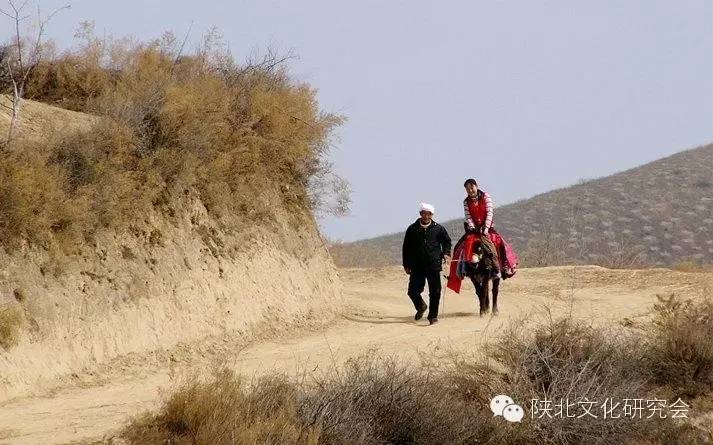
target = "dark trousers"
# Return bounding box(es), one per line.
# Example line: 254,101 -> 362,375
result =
407,269 -> 442,319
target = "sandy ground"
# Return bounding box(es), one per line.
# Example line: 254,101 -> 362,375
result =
0,265 -> 711,444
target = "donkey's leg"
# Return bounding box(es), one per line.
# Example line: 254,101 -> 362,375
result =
474,281 -> 486,316
483,278 -> 491,312
478,280 -> 490,316
491,278 -> 500,315
470,275 -> 485,315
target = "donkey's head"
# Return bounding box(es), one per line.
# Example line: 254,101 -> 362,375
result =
471,243 -> 484,264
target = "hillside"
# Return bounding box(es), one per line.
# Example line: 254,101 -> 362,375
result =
0,41 -> 345,402
331,144 -> 713,268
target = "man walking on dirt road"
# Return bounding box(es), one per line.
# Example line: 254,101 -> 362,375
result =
402,203 -> 452,325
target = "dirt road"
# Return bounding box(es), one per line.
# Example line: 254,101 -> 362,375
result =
0,266 -> 709,444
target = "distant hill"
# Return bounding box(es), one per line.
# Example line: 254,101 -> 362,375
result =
331,144 -> 713,268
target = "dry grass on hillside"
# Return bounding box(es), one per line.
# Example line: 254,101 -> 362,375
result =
0,303 -> 24,350
0,28 -> 349,254
120,294 -> 713,444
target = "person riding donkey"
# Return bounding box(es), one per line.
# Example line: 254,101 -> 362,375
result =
462,178 -> 517,278
402,202 -> 452,325
446,179 -> 519,316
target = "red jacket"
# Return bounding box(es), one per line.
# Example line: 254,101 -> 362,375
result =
464,190 -> 494,230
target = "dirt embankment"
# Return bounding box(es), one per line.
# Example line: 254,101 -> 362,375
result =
0,207 -> 342,403
0,98 -> 344,403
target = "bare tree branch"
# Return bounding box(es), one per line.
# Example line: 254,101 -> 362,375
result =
6,0 -> 32,15
22,4 -> 70,84
19,0 -> 30,10
43,3 -> 69,23
1,0 -> 69,149
173,20 -> 193,66
239,46 -> 296,77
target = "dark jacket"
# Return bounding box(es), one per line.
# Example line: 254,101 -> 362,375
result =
402,219 -> 452,272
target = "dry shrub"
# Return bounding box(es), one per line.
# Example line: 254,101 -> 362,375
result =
0,146 -> 91,251
299,355 -> 497,445
23,21 -> 127,111
0,303 -> 25,350
24,52 -> 111,111
46,122 -> 162,226
644,294 -> 713,398
123,318 -> 708,445
123,356 -> 503,445
1,28 -> 348,253
0,122 -> 163,253
122,369 -> 319,445
487,311 -> 667,444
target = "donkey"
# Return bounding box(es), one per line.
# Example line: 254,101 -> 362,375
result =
465,242 -> 501,316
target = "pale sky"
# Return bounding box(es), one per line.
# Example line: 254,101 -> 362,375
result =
13,0 -> 713,241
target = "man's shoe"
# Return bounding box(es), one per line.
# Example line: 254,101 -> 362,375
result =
428,317 -> 439,325
415,304 -> 427,321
